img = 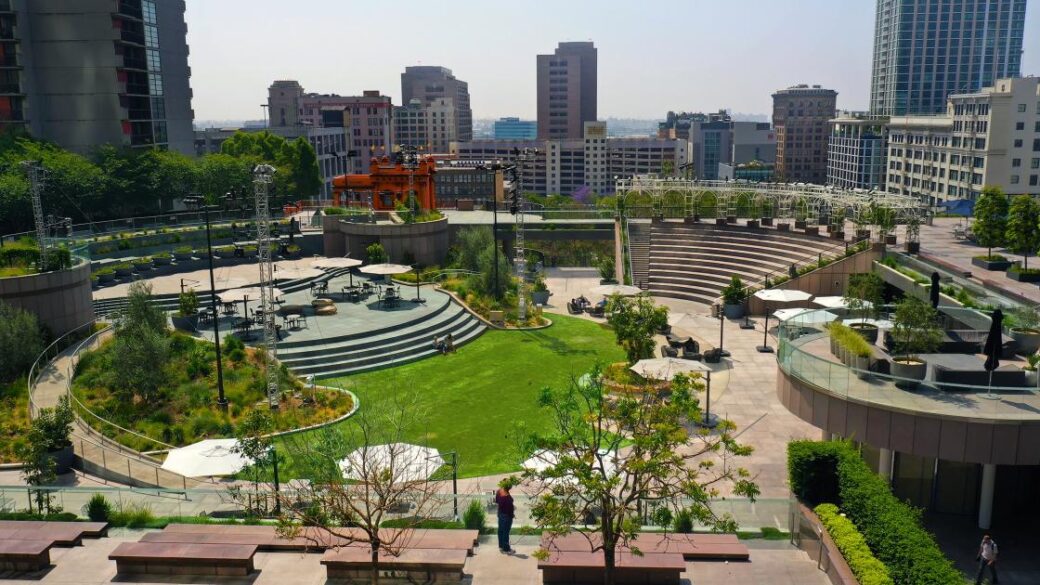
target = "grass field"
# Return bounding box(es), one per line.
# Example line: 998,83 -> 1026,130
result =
0,377 -> 30,463
316,315 -> 625,478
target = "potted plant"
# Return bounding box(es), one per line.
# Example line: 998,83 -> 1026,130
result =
1009,305 -> 1040,355
890,296 -> 942,388
715,217 -> 727,226
532,275 -> 551,306
173,245 -> 194,261
720,275 -> 746,319
94,267 -> 116,284
972,253 -> 1014,271
366,242 -> 387,264
904,214 -> 921,254
243,245 -> 258,258
112,262 -> 133,278
284,243 -> 302,258
746,219 -> 760,229
1025,354 -> 1040,387
132,256 -> 153,271
872,204 -> 897,245
844,273 -> 884,343
172,289 -> 200,332
776,222 -> 790,232
761,216 -> 774,226
972,186 -> 1009,268
214,245 -> 236,259
598,256 -> 617,284
151,251 -> 172,266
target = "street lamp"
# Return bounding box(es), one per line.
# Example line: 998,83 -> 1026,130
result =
183,193 -> 228,411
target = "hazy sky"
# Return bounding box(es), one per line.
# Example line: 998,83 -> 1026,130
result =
186,0 -> 1040,122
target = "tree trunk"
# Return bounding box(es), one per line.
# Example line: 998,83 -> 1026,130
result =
603,547 -> 616,585
370,542 -> 380,585
602,513 -> 616,585
1026,254 -> 1030,271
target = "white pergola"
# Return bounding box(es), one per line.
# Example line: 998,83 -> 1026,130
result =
615,177 -> 927,226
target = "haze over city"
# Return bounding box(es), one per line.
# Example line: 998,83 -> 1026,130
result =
186,0 -> 1040,122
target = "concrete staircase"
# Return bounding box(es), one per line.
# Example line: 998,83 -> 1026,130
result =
628,221 -> 651,289
276,294 -> 486,379
647,222 -> 841,304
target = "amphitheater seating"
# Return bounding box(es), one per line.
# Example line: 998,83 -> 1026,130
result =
639,222 -> 842,305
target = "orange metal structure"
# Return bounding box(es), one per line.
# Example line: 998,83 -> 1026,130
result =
331,156 -> 437,211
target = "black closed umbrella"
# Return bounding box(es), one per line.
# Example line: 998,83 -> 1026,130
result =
983,309 -> 1003,398
930,272 -> 941,309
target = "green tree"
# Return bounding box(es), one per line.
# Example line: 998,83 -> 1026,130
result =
891,296 -> 943,359
197,153 -> 255,202
474,244 -> 511,298
111,282 -> 170,402
286,137 -> 322,199
844,273 -> 884,323
453,226 -> 494,273
0,301 -> 45,383
1005,194 -> 1040,270
0,138 -> 106,226
365,242 -> 386,264
149,149 -> 199,210
234,408 -> 274,513
518,370 -> 758,585
973,186 -> 1009,258
16,395 -> 74,513
605,294 -> 668,364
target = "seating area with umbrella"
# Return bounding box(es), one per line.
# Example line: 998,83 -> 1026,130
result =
754,289 -> 813,353
339,443 -> 444,484
630,358 -> 717,427
160,439 -> 250,478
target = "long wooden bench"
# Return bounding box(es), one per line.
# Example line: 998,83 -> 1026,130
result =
538,551 -> 686,585
542,532 -> 750,561
0,527 -> 83,547
0,539 -> 52,572
0,521 -> 108,538
108,542 -> 258,576
321,547 -> 467,583
155,524 -> 479,554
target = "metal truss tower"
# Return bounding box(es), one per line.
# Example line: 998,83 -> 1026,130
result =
253,164 -> 280,410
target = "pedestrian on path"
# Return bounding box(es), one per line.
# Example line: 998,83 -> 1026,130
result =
975,533 -> 999,584
495,480 -> 516,554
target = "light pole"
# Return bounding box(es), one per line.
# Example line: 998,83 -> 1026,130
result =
269,445 -> 281,515
183,194 -> 228,411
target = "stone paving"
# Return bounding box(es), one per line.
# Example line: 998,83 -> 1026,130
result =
0,530 -> 829,585
92,257 -> 324,299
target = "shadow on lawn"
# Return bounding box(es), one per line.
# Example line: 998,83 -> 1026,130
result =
520,329 -> 600,356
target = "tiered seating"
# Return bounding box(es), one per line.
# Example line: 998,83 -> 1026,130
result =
646,222 -> 840,304
0,521 -> 109,572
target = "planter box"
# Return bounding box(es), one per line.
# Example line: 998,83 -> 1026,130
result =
776,223 -> 790,232
726,216 -> 737,224
891,358 -> 927,389
49,445 -> 74,475
1011,328 -> 1040,355
114,266 -> 133,278
972,257 -> 1014,271
684,216 -> 699,224
532,290 -> 551,305
885,235 -> 898,245
715,218 -> 727,226
830,230 -> 845,240
760,217 -> 773,226
745,220 -> 760,229
1008,269 -> 1040,283
97,272 -> 115,284
132,261 -> 153,272
856,229 -> 871,240
174,251 -> 194,262
723,303 -> 744,319
152,256 -> 171,266
214,249 -> 237,259
794,220 -> 807,230
804,226 -> 820,236
905,241 -> 920,254
171,314 -> 200,333
849,322 -> 879,343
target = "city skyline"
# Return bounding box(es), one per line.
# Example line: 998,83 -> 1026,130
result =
185,0 -> 1040,122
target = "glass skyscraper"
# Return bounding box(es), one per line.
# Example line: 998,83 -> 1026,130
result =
869,0 -> 1026,116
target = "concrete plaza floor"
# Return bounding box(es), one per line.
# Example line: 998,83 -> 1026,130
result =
0,530 -> 829,585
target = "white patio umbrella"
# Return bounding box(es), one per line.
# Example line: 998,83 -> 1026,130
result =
753,289 -> 813,353
358,263 -> 413,276
273,266 -> 324,280
218,287 -> 284,303
589,284 -> 643,297
774,308 -> 839,324
339,443 -> 444,483
630,357 -> 711,381
310,257 -> 364,270
813,296 -> 873,310
160,439 -> 251,478
522,449 -> 618,479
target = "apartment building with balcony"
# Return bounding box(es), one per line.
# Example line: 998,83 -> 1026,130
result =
1,0 -> 194,154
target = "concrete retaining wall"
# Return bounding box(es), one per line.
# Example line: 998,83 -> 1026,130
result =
791,502 -> 858,585
0,259 -> 94,337
747,245 -> 885,314
323,216 -> 449,266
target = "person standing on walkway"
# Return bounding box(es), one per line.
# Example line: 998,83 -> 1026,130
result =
495,481 -> 515,554
976,533 -> 999,584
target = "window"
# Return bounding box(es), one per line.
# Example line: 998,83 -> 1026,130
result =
144,25 -> 159,48
1013,158 -> 1022,167
1015,139 -> 1024,148
146,49 -> 161,72
1011,175 -> 1020,184
1032,175 -> 1039,187
1017,122 -> 1025,131
1019,104 -> 1027,113
1033,158 -> 1040,169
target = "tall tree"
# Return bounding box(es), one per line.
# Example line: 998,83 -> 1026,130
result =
197,153 -> 256,203
149,149 -> 199,210
519,369 -> 758,585
606,294 -> 669,364
1004,194 -> 1040,270
973,186 -> 1009,259
286,137 -> 322,199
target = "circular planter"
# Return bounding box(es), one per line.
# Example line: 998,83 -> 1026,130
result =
1010,328 -> 1040,356
174,251 -> 194,262
152,256 -> 172,266
891,357 -> 927,388
850,354 -> 871,379
214,249 -> 236,259
532,290 -> 551,305
171,314 -> 200,333
48,445 -> 74,475
97,272 -> 115,284
244,249 -> 258,259
132,261 -> 153,272
849,322 -> 879,344
723,303 -> 745,319
1026,369 -> 1038,388
114,266 -> 133,278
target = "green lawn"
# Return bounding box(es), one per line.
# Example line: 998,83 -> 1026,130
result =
314,315 -> 625,478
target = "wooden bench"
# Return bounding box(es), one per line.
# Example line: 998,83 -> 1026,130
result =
0,527 -> 83,547
538,551 -> 686,585
321,547 -> 467,583
0,520 -> 108,538
108,542 -> 258,576
542,531 -> 750,561
0,539 -> 52,572
156,524 -> 479,555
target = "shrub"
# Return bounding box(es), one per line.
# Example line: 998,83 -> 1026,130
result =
86,494 -> 112,522
788,441 -> 964,585
672,508 -> 694,533
0,301 -> 45,383
109,502 -> 156,528
173,245 -> 193,255
972,254 -> 1007,262
720,275 -> 745,305
815,503 -> 893,585
366,242 -> 387,264
826,323 -> 873,359
597,255 -> 616,281
178,289 -> 199,317
324,206 -> 349,216
462,499 -> 487,533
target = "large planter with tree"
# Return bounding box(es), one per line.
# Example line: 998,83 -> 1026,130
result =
776,223 -> 790,232
972,255 -> 1014,271
598,256 -> 617,285
21,396 -> 76,475
890,296 -> 942,389
844,273 -> 884,343
532,275 -> 551,306
173,246 -> 194,262
1009,306 -> 1040,356
720,275 -> 746,319
1004,194 -> 1040,283
171,289 -> 200,332
760,217 -> 773,226
1007,266 -> 1040,282
973,186 -> 1009,264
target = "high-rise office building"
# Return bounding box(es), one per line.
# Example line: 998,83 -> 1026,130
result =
869,0 -> 1026,116
494,117 -> 537,140
827,114 -> 889,190
267,80 -> 303,127
400,66 -> 472,142
537,41 -> 597,140
772,85 -> 838,184
1,0 -> 195,154
686,111 -> 776,181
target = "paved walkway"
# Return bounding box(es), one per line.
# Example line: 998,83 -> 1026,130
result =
0,530 -> 829,585
93,257 -> 323,299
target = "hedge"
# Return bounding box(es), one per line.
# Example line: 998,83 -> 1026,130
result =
814,503 -> 893,585
826,322 -> 874,358
788,441 -> 966,584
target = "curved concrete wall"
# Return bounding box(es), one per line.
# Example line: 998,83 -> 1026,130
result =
777,369 -> 1040,466
324,216 -> 449,266
0,259 -> 94,337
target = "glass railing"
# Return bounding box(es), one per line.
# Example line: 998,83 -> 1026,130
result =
0,483 -> 789,532
777,315 -> 1040,421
